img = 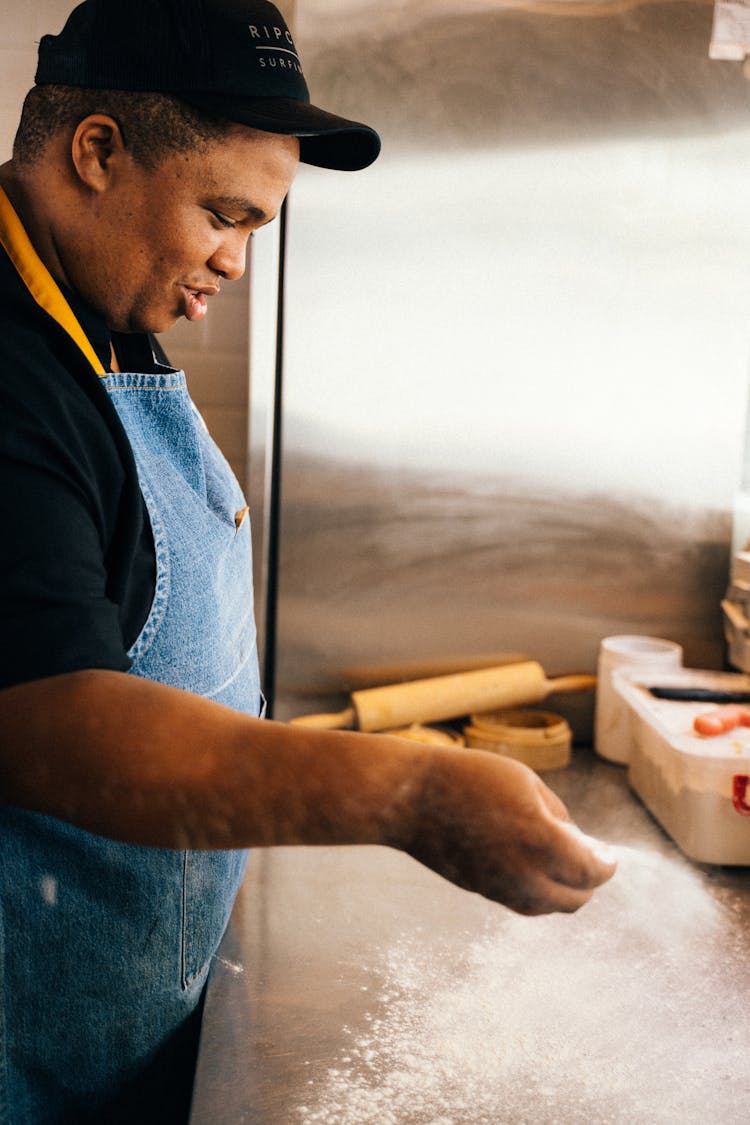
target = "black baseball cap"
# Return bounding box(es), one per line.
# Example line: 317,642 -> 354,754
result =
35,0 -> 381,171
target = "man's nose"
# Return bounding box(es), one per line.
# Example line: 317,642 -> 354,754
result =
209,234 -> 248,282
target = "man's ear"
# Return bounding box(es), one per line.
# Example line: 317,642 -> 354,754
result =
70,115 -> 127,192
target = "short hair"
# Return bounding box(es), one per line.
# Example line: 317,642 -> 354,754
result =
13,85 -> 233,170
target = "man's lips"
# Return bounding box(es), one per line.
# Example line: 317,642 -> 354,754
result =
182,283 -> 220,323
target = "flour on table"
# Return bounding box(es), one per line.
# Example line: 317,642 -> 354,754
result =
296,846 -> 746,1125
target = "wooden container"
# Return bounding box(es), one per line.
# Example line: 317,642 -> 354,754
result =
464,709 -> 572,771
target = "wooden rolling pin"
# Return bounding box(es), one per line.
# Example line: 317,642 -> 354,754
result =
290,660 -> 596,732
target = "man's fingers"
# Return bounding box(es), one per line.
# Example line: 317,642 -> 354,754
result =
510,879 -> 598,916
537,780 -> 571,822
533,774 -> 618,892
546,820 -> 618,891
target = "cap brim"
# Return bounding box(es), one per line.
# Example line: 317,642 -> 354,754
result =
178,93 -> 381,171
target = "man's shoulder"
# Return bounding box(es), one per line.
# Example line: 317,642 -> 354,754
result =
0,301 -> 104,424
0,250 -> 75,378
0,292 -> 130,509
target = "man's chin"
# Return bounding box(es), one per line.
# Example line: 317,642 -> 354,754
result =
111,309 -> 181,336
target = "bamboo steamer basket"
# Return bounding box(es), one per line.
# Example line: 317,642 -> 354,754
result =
464,709 -> 572,771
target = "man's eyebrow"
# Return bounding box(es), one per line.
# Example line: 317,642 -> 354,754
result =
211,196 -> 269,222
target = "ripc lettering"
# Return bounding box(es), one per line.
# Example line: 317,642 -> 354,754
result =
248,24 -> 295,48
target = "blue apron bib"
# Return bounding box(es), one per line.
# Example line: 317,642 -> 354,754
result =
0,357 -> 262,1120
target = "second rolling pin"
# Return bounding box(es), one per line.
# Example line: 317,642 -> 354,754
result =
290,660 -> 596,732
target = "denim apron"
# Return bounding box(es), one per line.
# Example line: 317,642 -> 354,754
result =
0,188 -> 262,1124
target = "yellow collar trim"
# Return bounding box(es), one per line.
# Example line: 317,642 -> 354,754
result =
0,184 -> 105,377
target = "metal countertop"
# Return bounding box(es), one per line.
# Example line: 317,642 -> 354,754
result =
189,748 -> 750,1125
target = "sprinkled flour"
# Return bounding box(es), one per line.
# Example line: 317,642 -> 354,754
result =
296,846 -> 747,1125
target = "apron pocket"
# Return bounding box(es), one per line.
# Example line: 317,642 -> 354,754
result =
181,849 -> 248,990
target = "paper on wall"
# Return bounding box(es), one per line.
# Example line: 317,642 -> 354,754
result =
710,0 -> 750,60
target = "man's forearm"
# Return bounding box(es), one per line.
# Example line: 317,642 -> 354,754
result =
0,667 -> 617,914
0,668 -> 429,850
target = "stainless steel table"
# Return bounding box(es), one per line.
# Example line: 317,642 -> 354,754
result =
189,748 -> 750,1124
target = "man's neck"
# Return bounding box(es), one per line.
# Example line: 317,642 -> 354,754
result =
0,160 -> 71,291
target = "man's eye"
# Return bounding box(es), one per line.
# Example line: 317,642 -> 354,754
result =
210,211 -> 237,230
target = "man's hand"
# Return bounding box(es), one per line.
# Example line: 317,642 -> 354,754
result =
400,747 -> 616,915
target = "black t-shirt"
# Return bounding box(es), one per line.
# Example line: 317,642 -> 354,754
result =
0,240 -> 158,689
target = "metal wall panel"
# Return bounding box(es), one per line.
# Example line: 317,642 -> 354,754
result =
250,0 -> 750,732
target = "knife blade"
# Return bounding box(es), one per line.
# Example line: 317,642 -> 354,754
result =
648,686 -> 750,703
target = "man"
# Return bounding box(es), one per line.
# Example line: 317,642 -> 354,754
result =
0,0 -> 616,1121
